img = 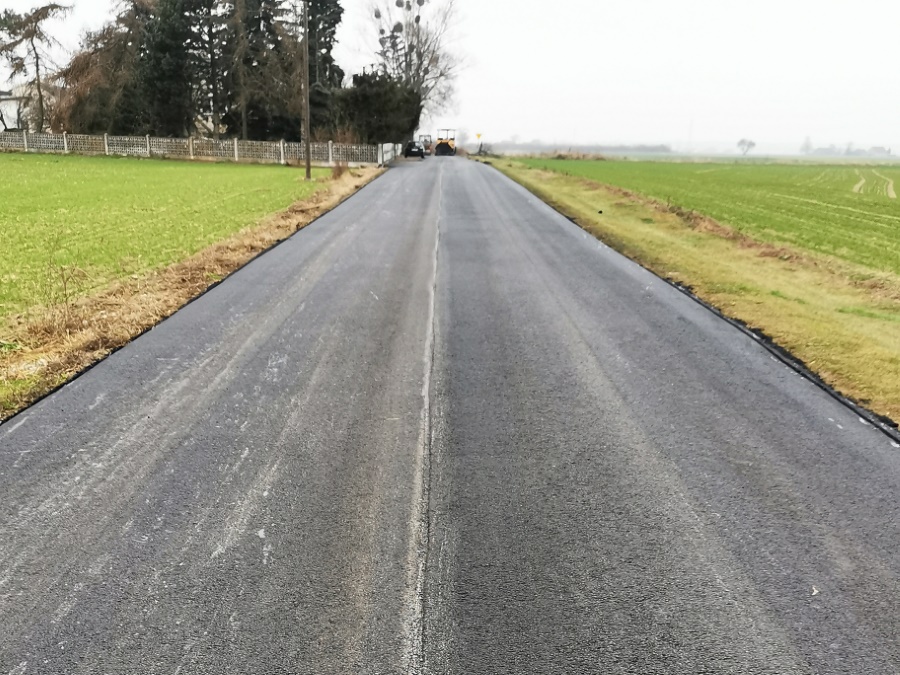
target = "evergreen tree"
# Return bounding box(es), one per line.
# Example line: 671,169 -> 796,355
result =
308,0 -> 344,88
186,0 -> 229,138
56,0 -> 426,144
335,71 -> 421,144
139,0 -> 193,136
223,0 -> 297,140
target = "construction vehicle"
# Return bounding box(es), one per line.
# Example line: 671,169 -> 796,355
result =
418,134 -> 433,155
435,129 -> 457,156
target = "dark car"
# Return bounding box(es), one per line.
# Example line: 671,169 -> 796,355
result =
404,141 -> 426,159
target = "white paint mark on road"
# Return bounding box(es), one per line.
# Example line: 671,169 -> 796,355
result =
891,441 -> 900,449
210,461 -> 280,559
859,417 -> 869,426
88,393 -> 107,410
11,448 -> 33,468
370,291 -> 379,301
812,586 -> 820,596
1,416 -> 28,436
52,582 -> 85,624
257,528 -> 265,539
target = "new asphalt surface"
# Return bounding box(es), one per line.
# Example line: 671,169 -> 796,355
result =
1,157 -> 899,673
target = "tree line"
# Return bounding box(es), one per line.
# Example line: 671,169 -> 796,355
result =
0,0 -> 457,144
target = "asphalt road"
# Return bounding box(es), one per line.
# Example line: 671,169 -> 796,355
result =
2,157 -> 899,674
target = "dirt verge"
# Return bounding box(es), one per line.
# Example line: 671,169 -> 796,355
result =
0,166 -> 383,420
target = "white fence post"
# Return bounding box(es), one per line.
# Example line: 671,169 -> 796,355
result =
146,135 -> 151,157
328,140 -> 334,166
377,144 -> 384,166
280,139 -> 286,166
63,132 -> 69,154
234,138 -> 239,162
104,133 -> 109,156
22,131 -> 28,152
189,136 -> 194,160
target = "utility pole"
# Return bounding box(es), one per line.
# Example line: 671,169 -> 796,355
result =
302,0 -> 312,180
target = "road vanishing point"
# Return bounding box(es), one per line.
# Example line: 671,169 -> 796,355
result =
2,158 -> 900,674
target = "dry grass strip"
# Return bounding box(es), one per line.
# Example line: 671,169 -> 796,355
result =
0,166 -> 382,420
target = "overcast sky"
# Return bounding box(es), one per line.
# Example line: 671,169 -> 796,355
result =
6,0 -> 900,153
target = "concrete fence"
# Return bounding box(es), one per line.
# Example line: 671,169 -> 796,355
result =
0,131 -> 398,167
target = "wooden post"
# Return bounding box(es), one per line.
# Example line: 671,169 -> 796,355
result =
280,139 -> 286,166
302,0 -> 311,180
63,132 -> 69,154
189,137 -> 194,160
234,138 -> 239,162
104,133 -> 109,156
22,130 -> 28,152
328,140 -> 334,166
146,135 -> 151,157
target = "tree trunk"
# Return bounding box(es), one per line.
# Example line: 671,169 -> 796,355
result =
241,95 -> 248,141
208,20 -> 220,140
30,36 -> 45,131
234,0 -> 249,141
303,0 -> 311,180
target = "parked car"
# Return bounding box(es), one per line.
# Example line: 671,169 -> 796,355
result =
404,141 -> 426,159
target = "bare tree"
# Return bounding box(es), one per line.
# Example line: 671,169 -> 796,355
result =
373,0 -> 459,115
0,4 -> 70,131
54,2 -> 148,134
737,138 -> 756,156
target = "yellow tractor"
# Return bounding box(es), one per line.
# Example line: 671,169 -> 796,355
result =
435,129 -> 457,156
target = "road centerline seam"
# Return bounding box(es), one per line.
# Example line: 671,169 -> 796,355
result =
405,161 -> 443,674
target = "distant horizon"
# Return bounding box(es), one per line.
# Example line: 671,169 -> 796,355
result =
467,139 -> 897,159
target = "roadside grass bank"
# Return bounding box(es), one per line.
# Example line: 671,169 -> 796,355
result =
1,153 -> 381,419
521,158 -> 900,275
485,157 -> 900,425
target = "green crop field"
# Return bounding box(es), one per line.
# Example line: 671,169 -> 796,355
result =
0,153 -> 327,319
521,159 -> 900,275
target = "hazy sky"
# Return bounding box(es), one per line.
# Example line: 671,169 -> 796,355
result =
6,0 -> 900,153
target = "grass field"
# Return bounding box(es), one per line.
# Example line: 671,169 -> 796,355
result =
1,153 -> 328,319
0,152 -> 370,419
521,159 -> 900,275
492,157 -> 900,423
